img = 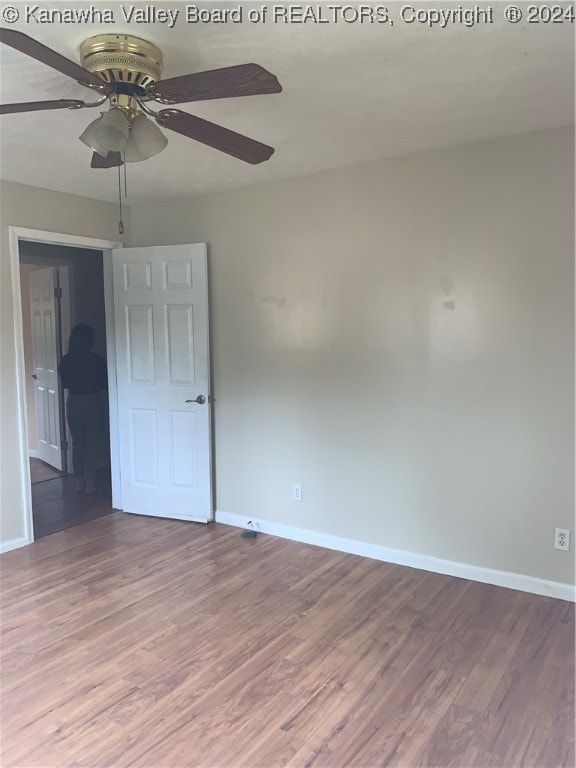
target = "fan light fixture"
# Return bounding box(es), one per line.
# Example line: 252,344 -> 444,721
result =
79,108 -> 168,162
75,35 -> 168,166
0,30 -> 282,231
124,132 -> 147,163
95,107 -> 129,151
1,29 -> 280,169
79,116 -> 108,157
129,113 -> 168,160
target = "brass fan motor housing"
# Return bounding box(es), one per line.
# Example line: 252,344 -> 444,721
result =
80,34 -> 163,90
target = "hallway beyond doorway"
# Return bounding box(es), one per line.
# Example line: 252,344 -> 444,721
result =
31,463 -> 114,539
30,458 -> 63,485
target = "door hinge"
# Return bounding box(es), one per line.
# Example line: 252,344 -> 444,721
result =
62,440 -> 69,450
54,287 -> 62,299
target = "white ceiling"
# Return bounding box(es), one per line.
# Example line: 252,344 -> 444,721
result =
0,1 -> 574,203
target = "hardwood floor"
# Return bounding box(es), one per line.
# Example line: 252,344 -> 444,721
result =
1,514 -> 574,768
31,470 -> 113,539
29,458 -> 64,485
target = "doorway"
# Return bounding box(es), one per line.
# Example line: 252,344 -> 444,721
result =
10,228 -> 213,550
19,240 -> 114,538
10,228 -> 122,546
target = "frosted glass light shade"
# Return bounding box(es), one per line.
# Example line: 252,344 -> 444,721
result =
130,113 -> 168,159
95,108 -> 129,152
79,116 -> 109,157
124,131 -> 147,163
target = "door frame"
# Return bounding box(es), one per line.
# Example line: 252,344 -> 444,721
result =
9,226 -> 122,546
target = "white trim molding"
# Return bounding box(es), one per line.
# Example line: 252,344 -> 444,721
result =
28,449 -> 39,459
215,511 -> 576,603
1,536 -> 31,554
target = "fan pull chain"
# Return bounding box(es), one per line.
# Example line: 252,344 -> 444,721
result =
117,160 -> 124,235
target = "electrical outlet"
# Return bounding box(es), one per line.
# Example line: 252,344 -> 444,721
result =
554,528 -> 570,551
292,483 -> 303,502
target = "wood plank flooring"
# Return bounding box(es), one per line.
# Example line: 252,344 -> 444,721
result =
29,458 -> 64,485
31,471 -> 113,539
0,514 -> 574,768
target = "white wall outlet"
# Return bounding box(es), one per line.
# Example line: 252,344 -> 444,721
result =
292,483 -> 303,502
554,528 -> 570,551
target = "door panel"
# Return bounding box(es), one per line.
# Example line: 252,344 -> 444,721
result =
126,305 -> 155,382
113,244 -> 212,522
29,267 -> 64,470
170,411 -> 197,488
166,304 -> 195,384
131,408 -> 158,484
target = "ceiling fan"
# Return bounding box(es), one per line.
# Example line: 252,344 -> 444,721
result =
0,30 -> 282,168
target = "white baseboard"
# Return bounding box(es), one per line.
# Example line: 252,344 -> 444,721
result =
215,511 -> 575,603
0,535 -> 31,554
28,449 -> 39,459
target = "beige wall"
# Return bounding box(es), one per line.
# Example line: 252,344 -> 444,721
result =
131,127 -> 575,586
0,181 -> 128,544
1,130 -> 574,587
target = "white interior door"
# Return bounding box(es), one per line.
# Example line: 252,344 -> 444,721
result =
29,267 -> 64,470
112,244 -> 212,522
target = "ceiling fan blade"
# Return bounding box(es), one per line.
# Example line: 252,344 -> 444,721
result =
157,109 -> 274,164
90,151 -> 123,169
0,29 -> 107,91
151,64 -> 282,104
0,99 -> 85,115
